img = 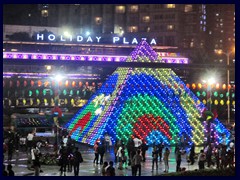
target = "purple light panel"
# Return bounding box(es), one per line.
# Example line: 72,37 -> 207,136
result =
3,52 -> 189,64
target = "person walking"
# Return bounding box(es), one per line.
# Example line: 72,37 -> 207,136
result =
133,149 -> 142,176
7,138 -> 14,162
116,144 -> 123,170
26,132 -> 34,154
106,161 -> 115,176
32,146 -> 41,176
189,143 -> 195,165
151,145 -> 159,172
93,142 -> 99,164
133,136 -> 142,151
59,147 -> 68,176
3,164 -> 8,176
198,149 -> 206,170
101,161 -> 108,176
131,151 -> 137,176
175,146 -> 182,172
7,164 -> 15,176
158,142 -> 164,162
98,141 -> 105,165
73,147 -> 83,176
141,141 -> 148,162
163,147 -> 170,173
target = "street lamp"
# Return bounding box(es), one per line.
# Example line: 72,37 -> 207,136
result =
216,48 -> 235,124
202,78 -> 215,112
51,74 -> 64,153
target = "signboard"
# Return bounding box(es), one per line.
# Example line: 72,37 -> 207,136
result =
36,33 -> 157,45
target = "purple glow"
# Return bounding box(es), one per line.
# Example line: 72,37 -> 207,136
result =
3,51 -> 189,64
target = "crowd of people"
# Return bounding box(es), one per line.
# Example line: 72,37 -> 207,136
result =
3,129 -> 235,176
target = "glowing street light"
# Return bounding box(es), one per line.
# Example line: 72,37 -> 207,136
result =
202,78 -> 216,112
215,47 -> 235,124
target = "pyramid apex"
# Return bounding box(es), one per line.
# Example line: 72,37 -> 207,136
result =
130,40 -> 159,62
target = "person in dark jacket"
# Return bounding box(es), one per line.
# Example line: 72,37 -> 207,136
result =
141,141 -> 148,162
98,141 -> 105,165
3,164 -> 8,176
7,164 -> 15,176
59,147 -> 68,176
73,147 -> 83,176
189,143 -> 195,165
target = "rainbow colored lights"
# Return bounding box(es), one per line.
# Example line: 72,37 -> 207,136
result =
65,41 -> 230,146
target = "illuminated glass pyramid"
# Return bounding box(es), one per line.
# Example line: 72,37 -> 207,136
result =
65,41 -> 230,146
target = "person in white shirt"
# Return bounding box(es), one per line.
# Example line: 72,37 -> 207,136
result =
27,132 -> 34,154
133,136 -> 142,150
104,133 -> 111,152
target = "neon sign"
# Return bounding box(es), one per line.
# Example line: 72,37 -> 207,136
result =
36,33 -> 157,45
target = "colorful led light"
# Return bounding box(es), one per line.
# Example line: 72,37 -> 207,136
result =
65,40 -> 230,146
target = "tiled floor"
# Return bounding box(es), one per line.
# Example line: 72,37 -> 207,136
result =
3,145 -> 204,176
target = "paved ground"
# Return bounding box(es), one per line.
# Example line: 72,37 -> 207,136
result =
3,144 -> 205,176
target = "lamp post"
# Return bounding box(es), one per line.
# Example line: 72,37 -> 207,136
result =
52,74 -> 64,153
216,48 -> 235,124
202,78 -> 215,112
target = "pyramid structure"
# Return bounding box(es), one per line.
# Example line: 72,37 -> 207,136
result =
65,41 -> 230,146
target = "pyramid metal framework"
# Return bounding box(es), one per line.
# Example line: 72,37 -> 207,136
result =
65,41 -> 230,146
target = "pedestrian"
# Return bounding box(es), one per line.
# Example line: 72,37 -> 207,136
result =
121,146 -> 128,169
3,164 -> 8,176
189,143 -> 195,165
59,147 -> 68,176
206,144 -> 213,167
198,149 -> 206,170
163,147 -> 170,173
157,142 -> 164,162
104,133 -> 111,152
131,151 -> 137,176
213,146 -> 221,169
93,142 -> 99,164
7,138 -> 14,161
220,145 -> 227,169
98,141 -> 105,165
26,132 -> 34,154
126,138 -> 134,166
133,136 -> 142,151
141,141 -> 148,162
175,146 -> 182,172
67,150 -> 74,172
15,131 -> 20,153
133,149 -> 142,176
151,145 -> 158,172
31,144 -> 41,176
106,161 -> 115,176
116,144 -> 123,170
73,147 -> 83,176
7,164 -> 15,176
101,161 -> 108,176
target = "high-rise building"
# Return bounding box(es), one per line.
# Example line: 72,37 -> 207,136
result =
206,4 -> 235,64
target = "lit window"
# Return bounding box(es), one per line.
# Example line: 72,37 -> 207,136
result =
95,17 -> 102,25
209,31 -> 212,35
116,6 -> 126,13
130,5 -> 138,13
167,25 -> 174,30
184,5 -> 193,12
142,16 -> 150,23
166,4 -> 175,8
127,26 -> 138,32
190,41 -> 194,48
41,10 -> 48,17
216,13 -> 219,16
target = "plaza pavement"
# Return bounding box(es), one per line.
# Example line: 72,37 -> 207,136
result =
3,144 -> 205,176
